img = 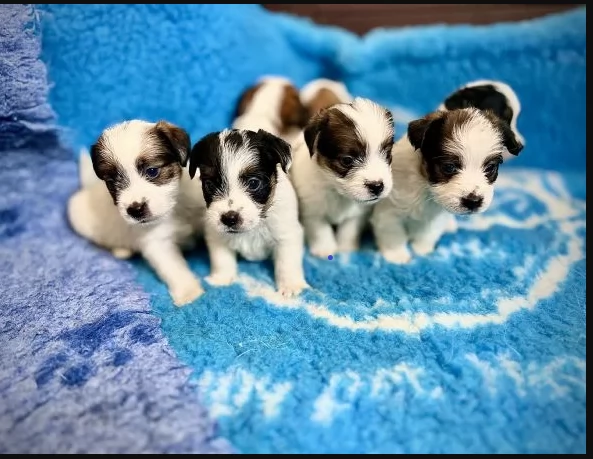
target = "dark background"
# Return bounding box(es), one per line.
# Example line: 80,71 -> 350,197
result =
263,4 -> 583,35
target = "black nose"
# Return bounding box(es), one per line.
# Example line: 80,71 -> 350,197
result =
365,180 -> 384,197
126,201 -> 148,220
461,193 -> 484,211
220,211 -> 242,228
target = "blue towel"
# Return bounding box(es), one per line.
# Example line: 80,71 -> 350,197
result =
1,4 -> 586,454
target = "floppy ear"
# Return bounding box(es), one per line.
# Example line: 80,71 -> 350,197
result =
407,112 -> 445,152
188,132 -> 219,179
89,142 -> 103,180
498,121 -> 524,156
280,86 -> 310,129
155,120 -> 191,167
303,111 -> 327,157
255,129 -> 292,173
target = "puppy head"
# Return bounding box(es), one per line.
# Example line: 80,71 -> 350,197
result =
408,107 -> 523,214
300,78 -> 353,118
234,76 -> 309,133
90,120 -> 190,225
439,79 -> 525,157
303,97 -> 394,204
188,128 -> 291,234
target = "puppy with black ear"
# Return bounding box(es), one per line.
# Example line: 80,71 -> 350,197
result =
438,79 -> 525,162
371,106 -> 524,264
290,95 -> 395,258
67,120 -> 207,306
188,128 -> 308,297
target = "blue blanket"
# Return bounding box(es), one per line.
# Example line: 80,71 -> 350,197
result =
1,4 -> 586,454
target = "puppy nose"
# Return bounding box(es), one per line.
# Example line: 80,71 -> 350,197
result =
126,201 -> 148,220
461,193 -> 484,211
220,211 -> 241,228
365,180 -> 385,197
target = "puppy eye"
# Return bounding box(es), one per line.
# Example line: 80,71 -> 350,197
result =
339,156 -> 354,168
440,163 -> 458,176
484,162 -> 499,175
202,178 -> 215,192
246,177 -> 262,192
145,167 -> 160,178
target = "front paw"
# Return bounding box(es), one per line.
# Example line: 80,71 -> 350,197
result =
381,246 -> 412,264
277,278 -> 309,298
411,240 -> 437,256
112,248 -> 133,259
309,240 -> 337,259
337,240 -> 359,253
205,272 -> 236,287
170,279 -> 205,307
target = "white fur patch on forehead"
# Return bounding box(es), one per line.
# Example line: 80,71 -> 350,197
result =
444,109 -> 503,165
300,78 -> 353,105
219,129 -> 257,180
101,120 -> 155,165
336,97 -> 394,154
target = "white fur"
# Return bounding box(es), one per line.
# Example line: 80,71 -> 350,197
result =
67,120 -> 207,306
232,75 -> 302,145
438,79 -> 525,161
290,92 -> 394,258
299,78 -> 353,106
371,109 -> 505,263
203,130 -> 308,297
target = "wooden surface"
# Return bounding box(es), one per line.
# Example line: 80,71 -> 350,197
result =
263,4 -> 584,35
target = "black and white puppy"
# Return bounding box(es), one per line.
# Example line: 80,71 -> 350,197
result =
67,120 -> 207,306
188,128 -> 308,297
290,91 -> 395,258
371,104 -> 524,264
438,79 -> 525,162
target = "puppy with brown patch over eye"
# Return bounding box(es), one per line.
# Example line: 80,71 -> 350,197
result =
67,120 -> 207,306
188,128 -> 308,298
290,93 -> 395,258
371,104 -> 524,264
232,75 -> 309,145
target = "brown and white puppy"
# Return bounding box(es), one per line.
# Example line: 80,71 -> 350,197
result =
232,75 -> 309,145
299,78 -> 353,119
290,88 -> 395,258
67,120 -> 207,306
371,106 -> 524,264
188,128 -> 308,297
438,79 -> 525,162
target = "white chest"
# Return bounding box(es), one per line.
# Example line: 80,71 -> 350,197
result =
225,225 -> 275,261
325,192 -> 369,225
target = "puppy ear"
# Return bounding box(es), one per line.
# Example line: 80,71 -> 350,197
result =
407,112 -> 445,152
188,132 -> 219,179
280,85 -> 310,129
255,129 -> 292,173
303,111 -> 327,157
89,142 -> 103,180
155,120 -> 191,167
498,120 -> 524,156
234,84 -> 259,119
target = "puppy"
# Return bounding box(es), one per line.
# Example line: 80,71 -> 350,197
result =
67,120 -> 207,306
232,75 -> 309,145
188,128 -> 308,297
438,79 -> 525,161
290,93 -> 395,258
371,105 -> 524,264
299,78 -> 353,119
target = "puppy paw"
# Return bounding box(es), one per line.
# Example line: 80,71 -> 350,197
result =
205,273 -> 236,287
337,240 -> 360,253
277,279 -> 309,298
411,240 -> 437,257
309,241 -> 337,259
170,279 -> 205,307
112,248 -> 133,259
381,247 -> 412,265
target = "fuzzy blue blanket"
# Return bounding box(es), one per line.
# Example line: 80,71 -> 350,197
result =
1,4 -> 586,454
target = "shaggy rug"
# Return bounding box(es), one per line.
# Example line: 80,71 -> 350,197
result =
0,4 -> 586,454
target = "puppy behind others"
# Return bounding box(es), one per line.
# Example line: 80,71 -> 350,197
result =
188,128 -> 308,297
371,83 -> 524,264
232,75 -> 309,145
67,120 -> 207,306
290,80 -> 395,258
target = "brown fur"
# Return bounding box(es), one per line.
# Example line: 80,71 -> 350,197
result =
279,85 -> 310,131
305,87 -> 343,118
234,83 -> 263,119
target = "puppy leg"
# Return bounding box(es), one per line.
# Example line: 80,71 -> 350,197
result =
409,212 -> 449,256
274,227 -> 309,297
141,241 -> 204,307
303,217 -> 337,259
371,210 -> 411,264
336,215 -> 367,252
112,248 -> 134,259
204,233 -> 238,286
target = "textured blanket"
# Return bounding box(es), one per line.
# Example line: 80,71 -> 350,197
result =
0,4 -> 586,454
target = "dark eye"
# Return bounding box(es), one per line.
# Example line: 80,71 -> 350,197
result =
440,163 -> 458,176
145,167 -> 160,178
246,177 -> 262,191
339,156 -> 354,168
484,162 -> 499,175
202,178 -> 215,192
